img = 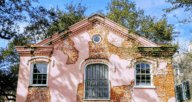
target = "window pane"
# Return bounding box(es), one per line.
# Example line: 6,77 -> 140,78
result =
36,63 -> 43,73
99,88 -> 103,97
99,65 -> 103,80
96,65 -> 100,80
104,65 -> 108,79
92,65 -> 96,80
141,80 -> 145,85
92,88 -> 96,97
88,88 -> 92,97
33,65 -> 38,73
42,63 -> 47,69
136,80 -> 140,85
146,64 -> 150,68
141,63 -> 145,73
33,74 -> 38,80
141,75 -> 145,85
43,74 -> 47,80
141,63 -> 145,68
33,80 -> 37,84
136,75 -> 140,81
136,64 -> 140,68
104,88 -> 108,97
87,66 -> 91,80
146,69 -> 150,73
38,80 -> 41,84
136,68 -> 140,73
38,74 -> 42,80
146,81 -> 151,86
141,75 -> 145,80
146,75 -> 150,81
42,80 -> 46,84
141,68 -> 145,73
43,68 -> 47,73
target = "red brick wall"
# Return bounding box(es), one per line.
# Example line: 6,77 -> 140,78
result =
26,87 -> 51,102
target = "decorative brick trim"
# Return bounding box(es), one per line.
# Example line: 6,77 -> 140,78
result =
26,86 -> 51,102
56,38 -> 79,64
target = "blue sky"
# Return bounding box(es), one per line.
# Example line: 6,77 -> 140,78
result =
0,0 -> 191,53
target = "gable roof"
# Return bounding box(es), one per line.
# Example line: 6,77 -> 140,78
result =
35,14 -> 158,47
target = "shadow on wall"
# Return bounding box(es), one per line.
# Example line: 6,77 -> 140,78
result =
110,59 -> 134,86
46,31 -> 90,102
16,57 -> 32,101
132,89 -> 159,102
16,30 -> 90,102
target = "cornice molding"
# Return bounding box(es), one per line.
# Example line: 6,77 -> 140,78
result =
15,46 -> 53,57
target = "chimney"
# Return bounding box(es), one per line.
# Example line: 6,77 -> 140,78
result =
189,40 -> 192,52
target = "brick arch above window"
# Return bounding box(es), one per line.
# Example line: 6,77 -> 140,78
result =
128,57 -> 158,70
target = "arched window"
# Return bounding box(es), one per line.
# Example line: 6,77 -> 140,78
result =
135,62 -> 151,86
84,64 -> 109,100
30,62 -> 48,86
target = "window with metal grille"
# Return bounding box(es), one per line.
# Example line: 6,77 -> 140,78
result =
30,63 -> 48,86
175,81 -> 191,102
135,63 -> 151,86
84,64 -> 109,100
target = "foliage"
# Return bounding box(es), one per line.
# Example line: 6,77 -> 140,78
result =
47,2 -> 87,37
0,1 -> 87,101
24,6 -> 58,43
0,35 -> 29,101
0,0 -> 38,39
105,0 -> 178,44
165,0 -> 192,23
106,0 -> 143,33
140,18 -> 177,44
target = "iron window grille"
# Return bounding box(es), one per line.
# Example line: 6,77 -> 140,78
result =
84,64 -> 110,100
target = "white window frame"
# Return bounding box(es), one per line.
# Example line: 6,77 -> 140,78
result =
30,62 -> 49,86
83,62 -> 110,100
134,61 -> 155,88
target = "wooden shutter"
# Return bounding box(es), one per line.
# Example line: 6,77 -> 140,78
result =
85,64 -> 109,99
175,84 -> 183,101
183,81 -> 191,100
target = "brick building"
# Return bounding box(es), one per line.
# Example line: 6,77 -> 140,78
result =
15,14 -> 176,102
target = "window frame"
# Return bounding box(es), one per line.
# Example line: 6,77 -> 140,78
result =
83,62 -> 110,100
30,62 -> 49,86
134,61 -> 155,88
92,35 -> 101,43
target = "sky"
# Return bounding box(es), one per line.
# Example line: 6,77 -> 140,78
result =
0,0 -> 191,53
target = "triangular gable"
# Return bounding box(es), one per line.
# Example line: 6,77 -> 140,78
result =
35,14 -> 158,47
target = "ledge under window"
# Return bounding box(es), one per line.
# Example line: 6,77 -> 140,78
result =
134,85 -> 156,89
84,99 -> 110,101
29,84 -> 48,87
